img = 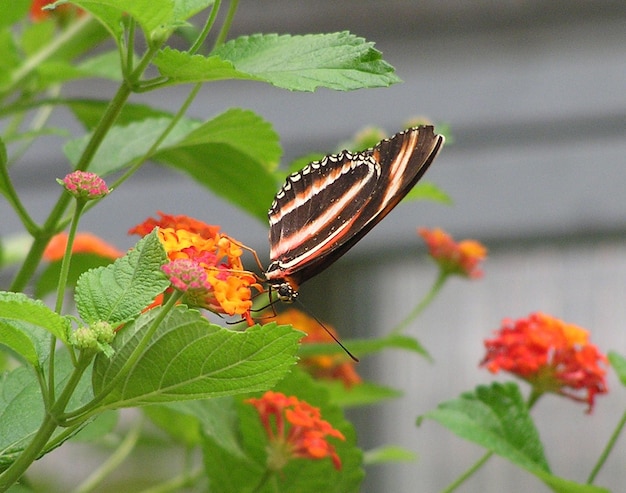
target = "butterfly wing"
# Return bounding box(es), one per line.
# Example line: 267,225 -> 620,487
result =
265,125 -> 444,289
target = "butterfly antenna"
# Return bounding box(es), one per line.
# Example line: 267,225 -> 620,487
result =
294,299 -> 359,363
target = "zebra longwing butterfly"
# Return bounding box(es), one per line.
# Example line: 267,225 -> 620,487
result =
265,125 -> 444,302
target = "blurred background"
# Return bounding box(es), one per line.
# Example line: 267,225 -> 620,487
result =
2,1 -> 626,491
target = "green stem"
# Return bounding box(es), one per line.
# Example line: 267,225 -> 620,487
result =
8,43 -> 162,292
440,451 -> 493,493
0,354 -> 92,492
54,200 -> 85,314
0,153 -> 38,235
60,292 -> 184,422
2,16 -> 96,100
587,408 -> 626,484
137,467 -> 203,493
71,417 -> 144,493
213,0 -> 239,48
189,0 -> 221,55
391,270 -> 448,334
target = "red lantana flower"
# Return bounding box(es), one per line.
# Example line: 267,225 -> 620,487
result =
43,232 -> 124,261
246,391 -> 345,470
268,309 -> 361,388
30,0 -> 85,22
419,227 -> 487,278
481,312 -> 608,412
130,213 -> 261,323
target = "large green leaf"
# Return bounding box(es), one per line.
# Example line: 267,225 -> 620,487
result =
154,108 -> 281,221
156,32 -> 401,92
62,116 -> 199,176
92,309 -> 302,408
0,350 -> 94,470
420,383 -> 609,493
0,292 -> 70,368
75,231 -> 169,325
64,0 -> 174,41
0,0 -> 30,29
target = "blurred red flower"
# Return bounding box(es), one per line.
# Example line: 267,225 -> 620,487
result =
418,227 -> 487,278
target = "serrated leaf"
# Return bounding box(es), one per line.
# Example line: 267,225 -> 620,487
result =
63,116 -> 200,176
608,351 -> 626,387
211,32 -> 401,92
363,445 -> 417,465
92,309 -> 303,407
153,47 -> 254,83
64,0 -> 174,41
154,108 -> 281,221
298,332 -> 430,361
420,383 -> 549,474
404,181 -> 452,205
0,292 -> 70,367
67,99 -> 172,131
75,231 -> 169,325
0,350 -> 93,470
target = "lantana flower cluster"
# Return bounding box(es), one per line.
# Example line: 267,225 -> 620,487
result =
419,227 -> 487,279
481,312 -> 608,412
130,212 -> 261,323
269,309 -> 361,388
246,391 -> 345,470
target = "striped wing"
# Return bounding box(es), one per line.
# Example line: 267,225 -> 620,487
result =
265,125 -> 444,290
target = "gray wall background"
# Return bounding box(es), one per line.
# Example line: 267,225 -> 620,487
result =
2,1 -> 626,491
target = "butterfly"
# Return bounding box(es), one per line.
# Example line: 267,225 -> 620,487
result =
264,125 -> 444,302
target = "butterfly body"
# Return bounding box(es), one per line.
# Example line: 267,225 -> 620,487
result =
265,125 -> 444,301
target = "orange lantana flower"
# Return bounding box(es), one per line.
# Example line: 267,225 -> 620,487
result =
419,227 -> 487,278
481,312 -> 608,412
268,309 -> 361,388
130,213 -> 261,322
43,232 -> 124,261
246,391 -> 345,470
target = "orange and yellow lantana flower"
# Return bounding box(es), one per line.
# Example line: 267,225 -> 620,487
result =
419,227 -> 487,279
129,212 -> 261,323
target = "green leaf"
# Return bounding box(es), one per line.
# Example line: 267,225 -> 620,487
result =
67,99 -> 172,131
66,0 -> 174,41
92,310 -> 303,407
154,108 -> 281,221
70,410 -> 118,442
35,253 -> 116,299
37,50 -> 126,84
404,181 -> 453,205
608,351 -> 626,387
0,349 -> 93,470
172,0 -> 215,22
211,32 -> 401,92
322,380 -> 402,408
63,116 -> 200,176
207,369 -> 364,493
363,445 -> 417,465
75,230 -> 169,325
0,0 -> 30,29
298,332 -> 430,361
419,382 -> 550,474
153,47 -> 254,83
0,292 -> 70,367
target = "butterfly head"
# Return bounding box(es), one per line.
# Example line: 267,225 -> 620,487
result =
274,282 -> 299,303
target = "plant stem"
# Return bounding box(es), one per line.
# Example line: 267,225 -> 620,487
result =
391,270 -> 447,334
213,0 -> 239,48
0,354 -> 92,492
60,292 -> 184,422
71,417 -> 144,493
440,451 -> 493,493
137,467 -> 204,493
587,408 -> 626,484
189,0 -> 221,55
